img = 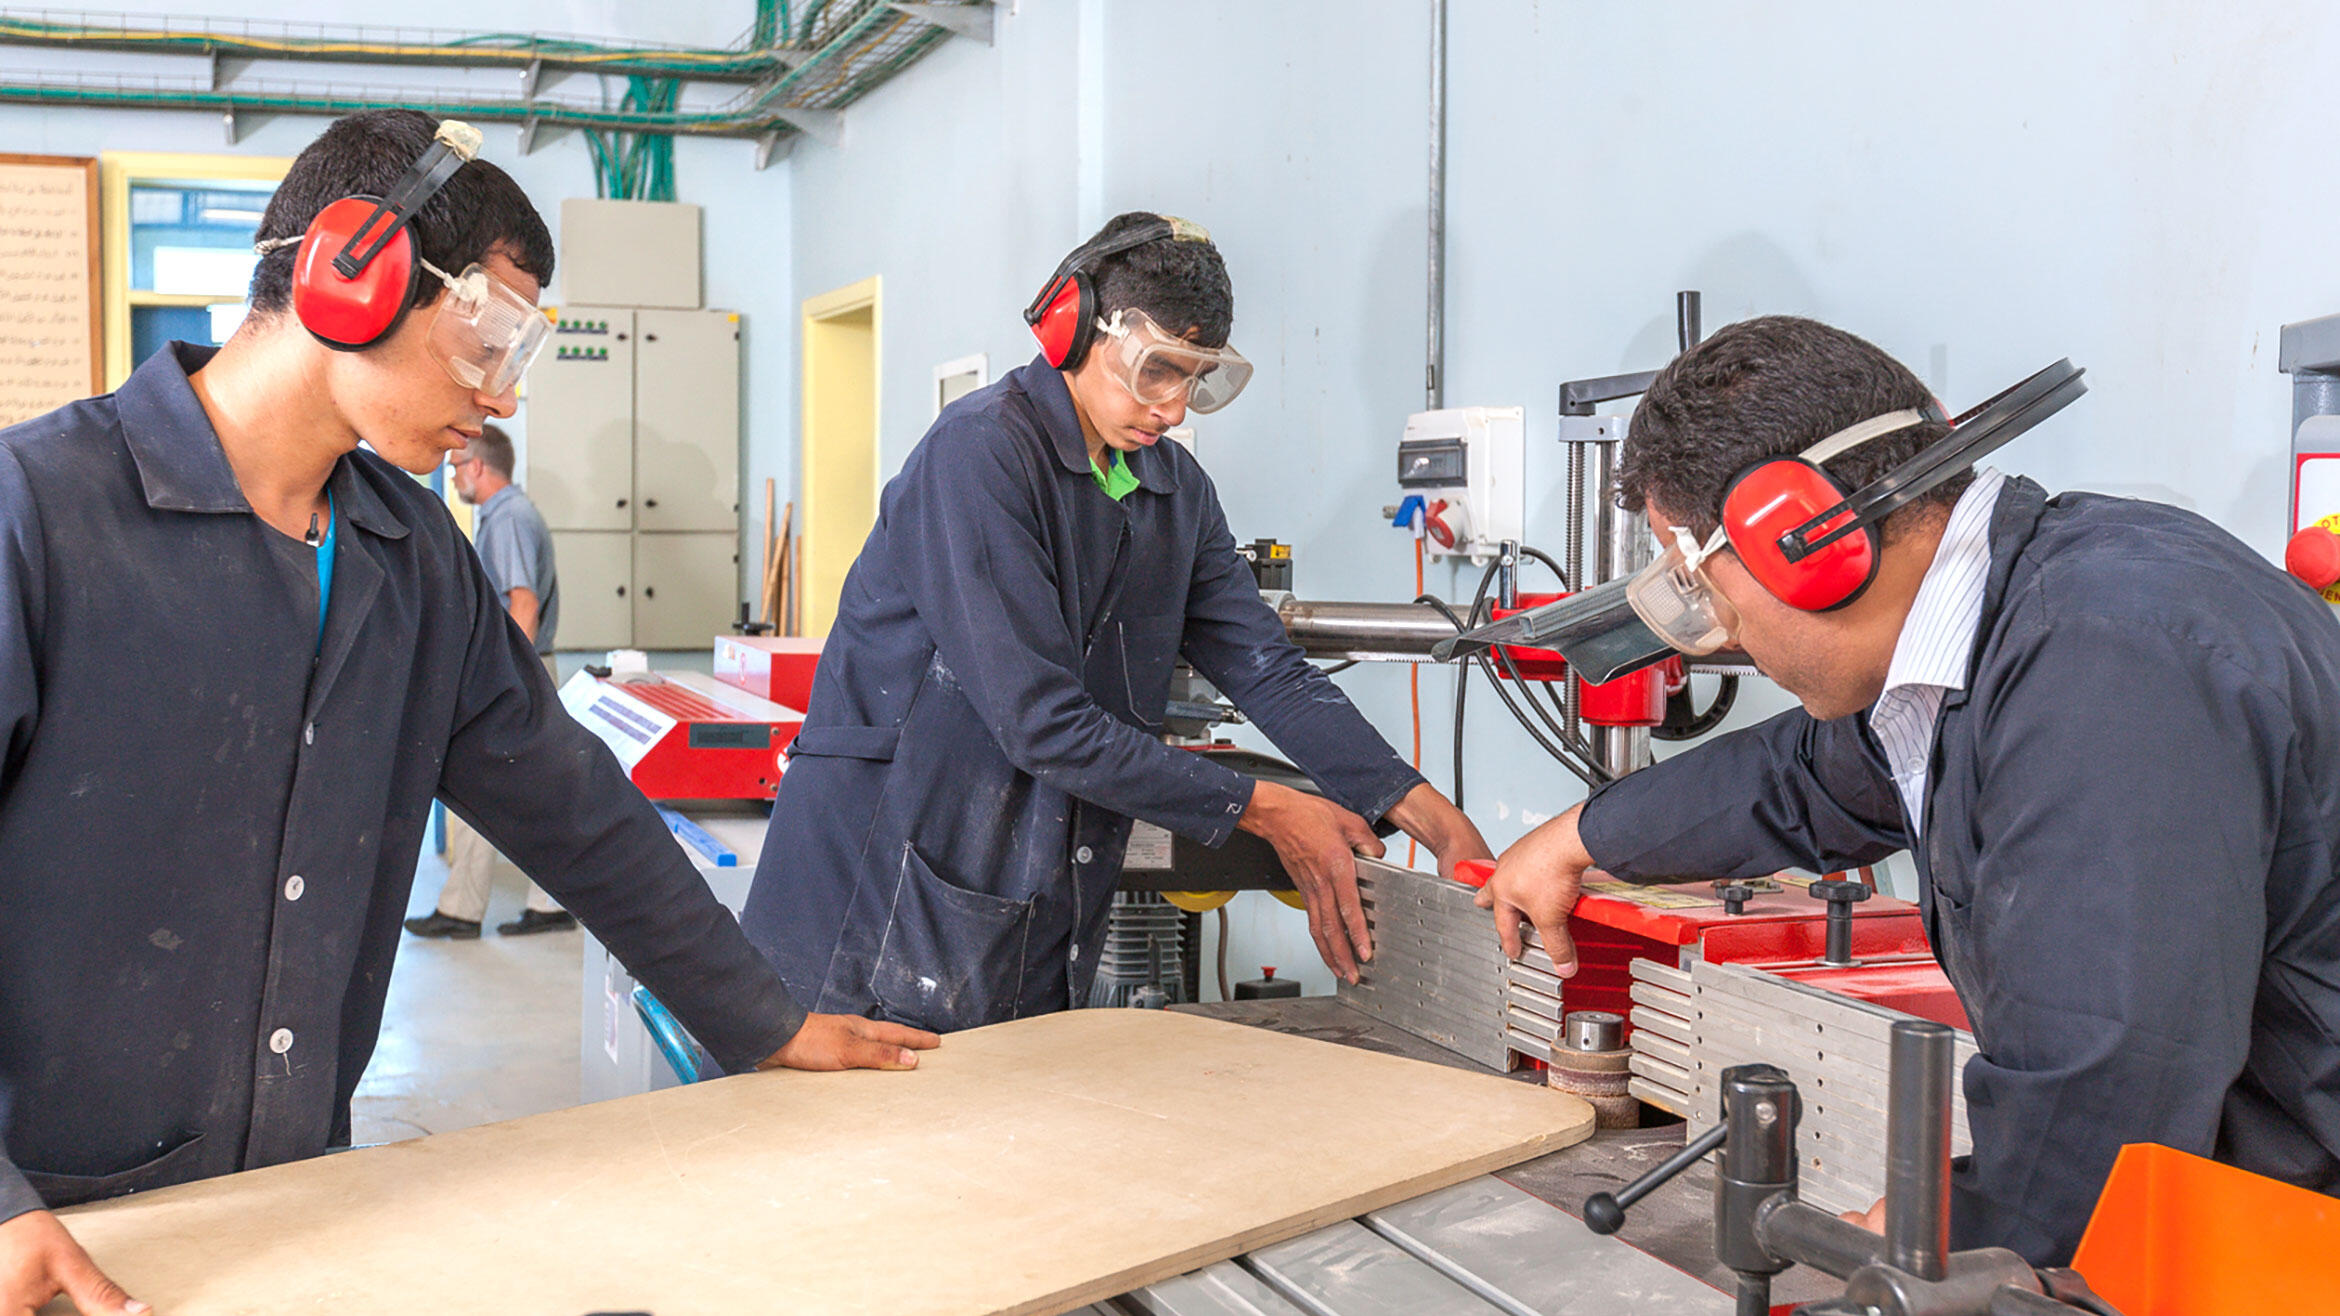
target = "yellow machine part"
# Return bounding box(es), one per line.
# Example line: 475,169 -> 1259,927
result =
1163,890 -> 1235,913
1272,889 -> 1308,910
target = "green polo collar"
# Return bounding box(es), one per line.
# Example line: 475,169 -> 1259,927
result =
1090,451 -> 1141,501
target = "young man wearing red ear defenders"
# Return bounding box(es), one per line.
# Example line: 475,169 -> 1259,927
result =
0,110 -> 932,1315
739,212 -> 1492,1036
1478,316 -> 2340,1267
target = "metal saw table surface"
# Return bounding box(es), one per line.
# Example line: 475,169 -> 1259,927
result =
1137,997 -> 1841,1313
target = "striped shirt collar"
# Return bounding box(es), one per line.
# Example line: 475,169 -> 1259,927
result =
1879,467 -> 2007,699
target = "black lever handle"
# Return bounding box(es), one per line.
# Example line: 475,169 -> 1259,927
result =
1809,878 -> 1871,966
1583,1119 -> 1728,1234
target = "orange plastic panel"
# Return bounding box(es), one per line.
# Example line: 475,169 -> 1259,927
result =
2070,1143 -> 2340,1316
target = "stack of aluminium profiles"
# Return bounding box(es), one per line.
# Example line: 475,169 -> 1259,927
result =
1629,957 -> 1981,1215
1341,858 -> 1511,1069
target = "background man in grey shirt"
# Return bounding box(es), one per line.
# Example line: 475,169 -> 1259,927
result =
406,424 -> 572,936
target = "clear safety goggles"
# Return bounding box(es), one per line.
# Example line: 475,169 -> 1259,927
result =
1625,524 -> 1740,655
1094,308 -> 1253,414
420,258 -> 550,397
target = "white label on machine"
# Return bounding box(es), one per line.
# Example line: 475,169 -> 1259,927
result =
2298,449 -> 2340,531
1126,822 -> 1175,870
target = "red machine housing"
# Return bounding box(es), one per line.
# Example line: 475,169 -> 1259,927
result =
713,635 -> 824,710
1488,591 -> 1672,726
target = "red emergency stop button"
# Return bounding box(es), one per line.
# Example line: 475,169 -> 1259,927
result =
2286,526 -> 2340,590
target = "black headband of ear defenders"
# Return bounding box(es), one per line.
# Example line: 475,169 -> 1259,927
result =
1430,358 -> 2087,684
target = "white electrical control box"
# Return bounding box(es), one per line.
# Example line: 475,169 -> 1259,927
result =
559,199 -> 703,309
1396,405 -> 1526,564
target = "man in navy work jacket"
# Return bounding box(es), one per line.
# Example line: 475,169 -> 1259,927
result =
0,111 -> 934,1315
1480,316 -> 2340,1265
742,213 -> 1492,1033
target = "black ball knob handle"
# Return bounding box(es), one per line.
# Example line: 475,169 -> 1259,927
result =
1584,1192 -> 1625,1235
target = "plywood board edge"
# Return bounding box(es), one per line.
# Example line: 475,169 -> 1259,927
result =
1011,1104 -> 1594,1316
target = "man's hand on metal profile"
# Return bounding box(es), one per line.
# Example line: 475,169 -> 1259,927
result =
1474,802 -> 1597,977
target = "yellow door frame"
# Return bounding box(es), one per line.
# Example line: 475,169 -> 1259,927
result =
799,275 -> 882,637
100,150 -> 293,388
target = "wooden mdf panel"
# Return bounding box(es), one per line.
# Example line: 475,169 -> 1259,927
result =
53,1010 -> 1592,1316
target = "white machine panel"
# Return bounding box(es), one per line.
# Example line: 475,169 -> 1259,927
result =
634,309 -> 742,533
527,307 -> 635,531
551,530 -> 633,651
633,532 -> 738,649
1396,405 -> 1525,564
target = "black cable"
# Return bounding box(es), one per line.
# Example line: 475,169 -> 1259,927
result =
1419,592 -> 1608,790
1516,544 -> 1569,588
1318,659 -> 1359,676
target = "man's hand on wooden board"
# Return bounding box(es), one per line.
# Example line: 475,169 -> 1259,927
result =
1,1209 -> 144,1316
1238,779 -> 1383,984
1474,802 -> 1598,976
760,1014 -> 941,1072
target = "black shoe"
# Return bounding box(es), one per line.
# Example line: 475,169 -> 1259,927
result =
403,912 -> 482,940
497,909 -> 578,936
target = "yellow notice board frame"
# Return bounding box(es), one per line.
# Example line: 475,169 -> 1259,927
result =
0,153 -> 101,422
100,150 -> 292,389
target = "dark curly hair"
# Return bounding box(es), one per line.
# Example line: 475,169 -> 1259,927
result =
1617,315 -> 1964,544
1082,210 -> 1234,349
247,109 -> 555,318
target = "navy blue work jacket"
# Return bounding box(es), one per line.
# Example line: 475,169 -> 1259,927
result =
741,358 -> 1422,1031
1580,476 -> 2340,1265
0,345 -> 803,1226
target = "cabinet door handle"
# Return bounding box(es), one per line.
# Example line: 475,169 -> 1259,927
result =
644,333 -> 659,342
643,586 -> 656,599
616,498 -> 628,508
616,585 -> 626,597
644,498 -> 658,508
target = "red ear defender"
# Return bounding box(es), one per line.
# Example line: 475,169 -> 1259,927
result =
1720,457 -> 1880,611
1028,271 -> 1095,369
290,195 -> 420,350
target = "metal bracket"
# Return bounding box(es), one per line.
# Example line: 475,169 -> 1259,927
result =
209,51 -> 250,91
517,117 -> 574,157
888,2 -> 995,45
768,105 -> 841,147
221,106 -> 273,146
754,128 -> 798,170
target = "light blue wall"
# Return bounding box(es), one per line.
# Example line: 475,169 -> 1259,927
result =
776,0 -> 2340,994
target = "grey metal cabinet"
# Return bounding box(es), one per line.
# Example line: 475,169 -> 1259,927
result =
528,307 -> 636,532
632,533 -> 739,650
634,309 -> 741,532
524,306 -> 742,649
552,531 -> 634,653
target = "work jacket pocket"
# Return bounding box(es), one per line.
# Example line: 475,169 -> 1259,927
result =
784,724 -> 902,763
21,1132 -> 207,1208
868,843 -> 1034,1032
